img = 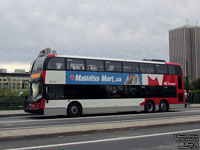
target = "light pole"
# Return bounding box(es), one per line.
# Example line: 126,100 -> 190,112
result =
186,60 -> 189,94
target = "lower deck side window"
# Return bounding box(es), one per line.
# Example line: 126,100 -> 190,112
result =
45,85 -> 64,99
44,84 -> 177,100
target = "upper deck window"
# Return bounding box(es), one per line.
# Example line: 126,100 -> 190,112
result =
168,65 -> 182,75
47,57 -> 65,70
168,65 -> 176,75
123,62 -> 139,73
32,57 -> 45,72
66,58 -> 85,71
155,64 -> 168,74
175,66 -> 182,75
105,61 -> 122,72
86,60 -> 104,72
140,63 -> 155,74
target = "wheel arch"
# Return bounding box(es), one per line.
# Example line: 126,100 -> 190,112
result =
160,99 -> 169,105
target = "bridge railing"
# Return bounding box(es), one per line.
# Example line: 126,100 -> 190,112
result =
0,96 -> 26,110
191,93 -> 200,104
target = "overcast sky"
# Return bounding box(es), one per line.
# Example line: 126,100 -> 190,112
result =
0,0 -> 199,72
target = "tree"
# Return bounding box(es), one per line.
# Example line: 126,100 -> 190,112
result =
192,77 -> 200,91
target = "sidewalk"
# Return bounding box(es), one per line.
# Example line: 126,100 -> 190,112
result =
0,104 -> 199,117
0,110 -> 27,117
186,103 -> 200,108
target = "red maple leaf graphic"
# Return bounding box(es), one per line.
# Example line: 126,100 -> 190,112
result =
70,75 -> 75,80
148,76 -> 159,85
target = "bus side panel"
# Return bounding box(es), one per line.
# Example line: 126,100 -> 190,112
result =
43,98 -> 145,116
44,100 -> 68,116
144,74 -> 184,109
45,70 -> 66,84
80,98 -> 145,114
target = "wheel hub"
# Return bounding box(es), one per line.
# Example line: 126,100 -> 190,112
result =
71,106 -> 78,114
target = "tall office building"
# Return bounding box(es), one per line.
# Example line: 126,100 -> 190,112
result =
169,25 -> 200,80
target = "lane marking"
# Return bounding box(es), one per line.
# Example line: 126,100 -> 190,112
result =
5,128 -> 200,150
0,109 -> 200,124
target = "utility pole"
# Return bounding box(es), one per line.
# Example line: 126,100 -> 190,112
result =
186,60 -> 189,97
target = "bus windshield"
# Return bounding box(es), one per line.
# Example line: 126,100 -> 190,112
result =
32,57 -> 45,72
31,82 -> 42,101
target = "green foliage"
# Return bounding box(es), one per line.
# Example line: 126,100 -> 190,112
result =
192,78 -> 200,94
0,83 -> 29,103
0,88 -> 26,110
192,78 -> 200,90
0,88 -> 17,97
0,80 -> 30,110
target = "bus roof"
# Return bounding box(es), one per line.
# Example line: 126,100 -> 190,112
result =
165,62 -> 181,66
47,54 -> 172,65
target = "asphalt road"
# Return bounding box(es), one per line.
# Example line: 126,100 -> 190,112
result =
0,107 -> 200,131
1,122 -> 200,150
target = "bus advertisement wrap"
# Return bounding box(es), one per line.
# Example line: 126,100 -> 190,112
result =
66,71 -> 142,85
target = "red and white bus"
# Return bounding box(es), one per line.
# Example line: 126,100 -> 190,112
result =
25,53 -> 185,116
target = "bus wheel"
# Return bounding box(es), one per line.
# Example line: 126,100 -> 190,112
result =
145,101 -> 155,113
67,103 -> 82,117
159,100 -> 169,112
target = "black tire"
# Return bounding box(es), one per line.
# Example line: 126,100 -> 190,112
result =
159,100 -> 169,112
67,103 -> 82,117
145,101 -> 155,113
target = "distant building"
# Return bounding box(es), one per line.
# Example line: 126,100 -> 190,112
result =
0,72 -> 30,93
169,25 -> 200,80
0,69 -> 7,73
14,69 -> 26,73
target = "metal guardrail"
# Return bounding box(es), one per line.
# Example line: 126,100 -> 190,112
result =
0,102 -> 24,110
191,98 -> 200,104
188,93 -> 200,104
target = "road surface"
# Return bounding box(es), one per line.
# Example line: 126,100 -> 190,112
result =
0,122 -> 199,150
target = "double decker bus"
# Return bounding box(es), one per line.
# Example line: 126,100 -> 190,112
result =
25,53 -> 185,117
